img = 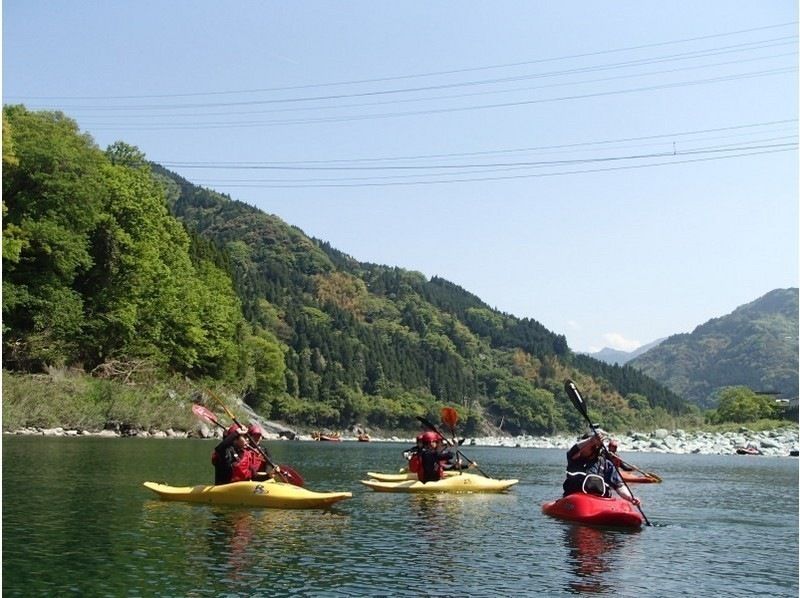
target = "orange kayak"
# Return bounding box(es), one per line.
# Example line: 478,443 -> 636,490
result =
620,470 -> 661,484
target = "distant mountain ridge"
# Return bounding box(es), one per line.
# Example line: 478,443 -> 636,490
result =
627,288 -> 799,407
588,338 -> 666,365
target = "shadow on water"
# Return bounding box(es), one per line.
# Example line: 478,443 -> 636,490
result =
562,524 -> 640,595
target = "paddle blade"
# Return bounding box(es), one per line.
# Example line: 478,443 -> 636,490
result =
276,464 -> 305,487
441,407 -> 459,430
564,379 -> 589,419
192,404 -> 221,427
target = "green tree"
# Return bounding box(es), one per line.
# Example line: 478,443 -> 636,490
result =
3,106 -> 106,368
242,328 -> 287,411
711,386 -> 778,423
3,107 -> 246,380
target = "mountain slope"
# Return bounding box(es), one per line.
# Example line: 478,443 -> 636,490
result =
151,164 -> 688,432
628,288 -> 799,407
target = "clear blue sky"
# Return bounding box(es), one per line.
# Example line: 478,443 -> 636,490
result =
3,2 -> 798,352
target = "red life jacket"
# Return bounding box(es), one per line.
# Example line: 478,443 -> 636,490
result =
408,453 -> 421,474
230,450 -> 262,482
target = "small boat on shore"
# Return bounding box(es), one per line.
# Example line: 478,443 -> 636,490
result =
312,431 -> 341,442
735,446 -> 761,455
357,433 -> 370,442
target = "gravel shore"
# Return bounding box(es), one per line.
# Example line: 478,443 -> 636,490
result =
9,424 -> 798,457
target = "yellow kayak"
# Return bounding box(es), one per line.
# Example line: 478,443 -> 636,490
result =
360,472 -> 518,493
367,471 -> 459,482
143,480 -> 352,509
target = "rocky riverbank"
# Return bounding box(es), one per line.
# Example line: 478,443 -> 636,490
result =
462,426 -> 800,457
6,424 -> 798,457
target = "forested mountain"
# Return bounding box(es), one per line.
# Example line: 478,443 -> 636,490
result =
2,107 -> 689,434
628,288 -> 799,408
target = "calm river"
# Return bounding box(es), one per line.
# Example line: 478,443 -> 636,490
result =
3,437 -> 798,596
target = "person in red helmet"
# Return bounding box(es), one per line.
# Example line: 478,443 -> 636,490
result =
213,424 -> 249,484
418,431 -> 453,483
242,424 -> 277,481
212,423 -> 272,484
403,433 -> 426,475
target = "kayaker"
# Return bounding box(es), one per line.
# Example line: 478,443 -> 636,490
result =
418,431 -> 453,483
213,424 -> 269,484
244,424 -> 276,481
606,440 -> 635,472
562,433 -> 641,506
403,434 -> 425,475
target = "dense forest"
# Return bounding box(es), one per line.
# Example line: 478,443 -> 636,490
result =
3,107 -> 698,435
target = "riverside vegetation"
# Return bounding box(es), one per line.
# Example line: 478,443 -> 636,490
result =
2,107 -> 796,441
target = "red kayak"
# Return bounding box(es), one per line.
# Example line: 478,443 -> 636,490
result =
542,493 -> 644,528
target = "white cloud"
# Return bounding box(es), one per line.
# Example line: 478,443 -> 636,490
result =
602,332 -> 641,352
567,320 -> 581,330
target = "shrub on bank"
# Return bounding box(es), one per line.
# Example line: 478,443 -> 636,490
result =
2,370 -> 195,432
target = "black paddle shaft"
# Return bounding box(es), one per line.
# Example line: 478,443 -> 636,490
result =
563,379 -> 651,526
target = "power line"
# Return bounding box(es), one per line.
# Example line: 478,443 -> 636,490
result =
160,138 -> 797,172
151,119 -> 797,166
8,21 -> 796,101
81,66 -> 795,130
55,47 -> 797,121
185,143 -> 797,188
17,35 -> 797,112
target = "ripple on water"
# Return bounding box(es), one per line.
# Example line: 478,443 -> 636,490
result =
2,440 -> 798,596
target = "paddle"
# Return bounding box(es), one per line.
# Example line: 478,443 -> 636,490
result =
564,379 -> 651,526
198,394 -> 304,487
416,414 -> 491,478
440,407 -> 464,471
191,403 -> 304,487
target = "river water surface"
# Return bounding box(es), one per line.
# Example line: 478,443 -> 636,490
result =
3,437 -> 798,596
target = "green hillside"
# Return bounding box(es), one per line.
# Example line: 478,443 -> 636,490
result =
629,288 -> 799,407
3,107 -> 689,434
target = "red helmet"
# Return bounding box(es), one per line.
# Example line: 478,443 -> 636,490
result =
248,424 -> 263,438
416,433 -> 425,443
226,424 -> 240,437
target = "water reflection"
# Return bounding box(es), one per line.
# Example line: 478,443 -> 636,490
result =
563,525 -> 638,594
207,510 -> 257,583
406,494 -> 472,587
